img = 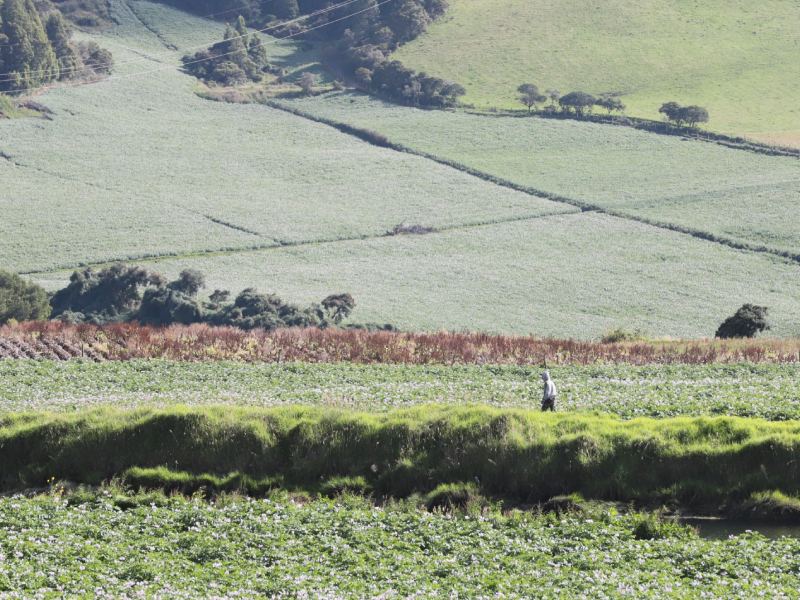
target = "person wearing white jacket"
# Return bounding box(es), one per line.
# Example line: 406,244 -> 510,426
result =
541,371 -> 557,411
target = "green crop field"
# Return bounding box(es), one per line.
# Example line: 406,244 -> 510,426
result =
275,93 -> 800,259
5,494 -> 799,598
34,211 -> 800,338
393,0 -> 800,144
2,359 -> 800,420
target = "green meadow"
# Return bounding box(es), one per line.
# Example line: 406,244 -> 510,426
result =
394,0 -> 800,144
276,92 -> 800,258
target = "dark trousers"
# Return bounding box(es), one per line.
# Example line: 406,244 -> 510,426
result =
541,397 -> 556,412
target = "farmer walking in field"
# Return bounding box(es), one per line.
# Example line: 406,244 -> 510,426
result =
540,371 -> 557,411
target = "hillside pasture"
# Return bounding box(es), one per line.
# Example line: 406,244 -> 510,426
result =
0,0 -> 562,273
394,0 -> 800,143
33,212 -> 800,338
276,93 -> 800,258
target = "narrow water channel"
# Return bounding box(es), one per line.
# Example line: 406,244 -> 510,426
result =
679,518 -> 800,540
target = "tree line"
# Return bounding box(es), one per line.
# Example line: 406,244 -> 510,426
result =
0,265 -> 363,331
182,15 -> 274,86
0,269 -> 775,339
0,0 -> 113,93
177,0 -> 463,107
516,84 -> 710,127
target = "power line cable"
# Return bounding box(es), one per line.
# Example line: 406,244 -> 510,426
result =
0,0 -> 364,83
2,0 -> 393,95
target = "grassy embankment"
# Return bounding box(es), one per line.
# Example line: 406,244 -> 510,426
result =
3,406 -> 800,512
394,0 -> 800,145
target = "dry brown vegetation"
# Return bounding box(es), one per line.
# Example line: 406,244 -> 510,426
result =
1,322 -> 799,365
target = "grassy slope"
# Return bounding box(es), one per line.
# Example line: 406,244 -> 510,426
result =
0,0 -> 560,272
3,360 -> 800,420
34,211 -> 800,338
277,93 -> 800,258
393,0 -> 800,143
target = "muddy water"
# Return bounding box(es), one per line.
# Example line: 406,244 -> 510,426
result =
679,518 -> 800,540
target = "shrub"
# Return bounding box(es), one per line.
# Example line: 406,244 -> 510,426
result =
600,328 -> 645,344
50,264 -> 160,325
0,270 -> 51,324
715,304 -> 770,339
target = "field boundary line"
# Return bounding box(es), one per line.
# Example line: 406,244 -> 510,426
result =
124,0 -> 180,51
267,100 -> 800,267
21,210 -> 582,276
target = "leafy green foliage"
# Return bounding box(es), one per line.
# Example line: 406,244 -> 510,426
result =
50,264 -> 159,325
182,16 -> 271,84
660,101 -> 710,128
716,304 -> 771,339
558,90 -> 597,116
4,496 -> 799,598
0,0 -> 59,91
517,83 -> 545,114
0,269 -> 50,324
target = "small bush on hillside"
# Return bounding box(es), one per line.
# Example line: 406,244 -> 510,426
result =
600,328 -> 645,344
0,270 -> 51,324
715,304 -> 770,339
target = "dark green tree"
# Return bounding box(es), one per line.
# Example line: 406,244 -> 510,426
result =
715,304 -> 770,339
596,94 -> 626,115
321,293 -> 356,324
0,0 -> 60,91
248,34 -> 269,68
168,269 -> 206,297
137,286 -> 204,326
388,0 -> 432,42
559,91 -> 597,117
234,14 -> 249,46
45,10 -> 78,80
214,288 -> 321,330
274,0 -> 299,19
441,82 -> 465,105
50,264 -> 159,324
211,60 -> 247,85
0,270 -> 50,324
681,105 -> 709,128
76,41 -> 113,76
517,83 -> 546,114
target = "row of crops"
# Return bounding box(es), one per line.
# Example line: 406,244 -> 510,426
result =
2,359 -> 800,420
1,494 -> 798,598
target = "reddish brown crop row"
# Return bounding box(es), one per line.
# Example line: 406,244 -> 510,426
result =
1,321 -> 799,365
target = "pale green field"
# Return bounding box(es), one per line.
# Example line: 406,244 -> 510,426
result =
1,0 -> 559,273
276,92 -> 800,258
34,212 -> 800,338
7,0 -> 800,338
393,0 -> 800,143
